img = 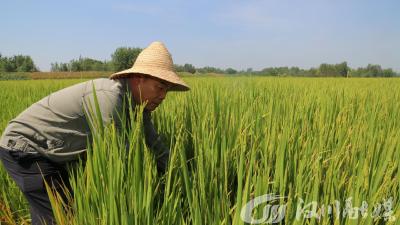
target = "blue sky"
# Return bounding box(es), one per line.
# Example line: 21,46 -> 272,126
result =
1,0 -> 399,72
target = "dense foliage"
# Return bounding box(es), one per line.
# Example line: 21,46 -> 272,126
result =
0,54 -> 38,72
51,47 -> 143,72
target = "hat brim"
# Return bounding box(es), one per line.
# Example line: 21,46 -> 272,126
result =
110,67 -> 190,92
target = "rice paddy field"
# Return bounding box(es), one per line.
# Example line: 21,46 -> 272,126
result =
0,77 -> 399,225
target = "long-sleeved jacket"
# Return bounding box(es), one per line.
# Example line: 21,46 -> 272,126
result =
0,78 -> 169,171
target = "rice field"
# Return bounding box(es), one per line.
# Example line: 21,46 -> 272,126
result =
0,77 -> 399,225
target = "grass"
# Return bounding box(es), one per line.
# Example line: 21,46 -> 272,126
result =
0,77 -> 399,224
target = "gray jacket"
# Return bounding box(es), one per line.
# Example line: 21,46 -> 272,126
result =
0,78 -> 169,171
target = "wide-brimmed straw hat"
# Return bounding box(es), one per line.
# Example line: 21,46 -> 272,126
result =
110,41 -> 190,91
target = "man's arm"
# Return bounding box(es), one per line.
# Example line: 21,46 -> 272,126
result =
143,111 -> 170,174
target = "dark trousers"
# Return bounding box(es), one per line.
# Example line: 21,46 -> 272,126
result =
0,147 -> 73,225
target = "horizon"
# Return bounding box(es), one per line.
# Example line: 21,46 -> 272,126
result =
1,0 -> 399,72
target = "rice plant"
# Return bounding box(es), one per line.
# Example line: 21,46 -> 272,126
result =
1,77 -> 399,224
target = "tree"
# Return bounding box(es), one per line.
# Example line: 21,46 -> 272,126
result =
111,47 -> 142,71
0,54 -> 7,72
318,64 -> 333,77
225,68 -> 237,74
290,67 -> 300,76
336,62 -> 348,77
183,63 -> 196,74
16,56 -> 37,72
0,54 -> 38,72
309,68 -> 318,77
317,62 -> 348,77
347,64 -> 397,77
70,58 -> 82,72
51,62 -> 69,72
365,64 -> 382,77
61,63 -> 69,72
174,64 -> 184,72
382,68 -> 395,77
197,66 -> 224,74
52,57 -> 111,72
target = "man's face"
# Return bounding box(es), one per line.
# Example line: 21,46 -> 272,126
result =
128,75 -> 172,111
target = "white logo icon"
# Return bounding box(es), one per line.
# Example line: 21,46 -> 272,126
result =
240,194 -> 287,224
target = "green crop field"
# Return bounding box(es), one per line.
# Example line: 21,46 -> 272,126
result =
0,77 -> 399,225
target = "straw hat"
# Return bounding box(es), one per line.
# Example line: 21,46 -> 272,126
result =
110,41 -> 190,91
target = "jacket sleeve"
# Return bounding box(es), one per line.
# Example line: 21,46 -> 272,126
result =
82,88 -> 123,132
143,111 -> 170,174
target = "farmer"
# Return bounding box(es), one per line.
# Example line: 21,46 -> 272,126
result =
0,41 -> 189,225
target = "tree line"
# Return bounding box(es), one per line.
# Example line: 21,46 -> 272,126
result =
0,54 -> 38,72
1,49 -> 398,77
50,47 -> 142,72
246,62 -> 397,77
